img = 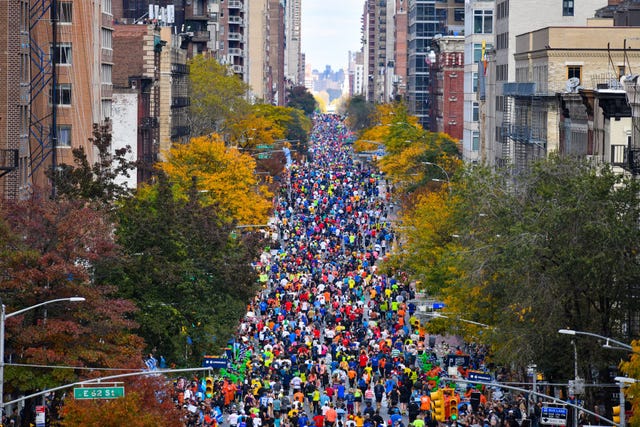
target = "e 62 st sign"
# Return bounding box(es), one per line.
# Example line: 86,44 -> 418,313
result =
541,406 -> 567,425
73,386 -> 125,399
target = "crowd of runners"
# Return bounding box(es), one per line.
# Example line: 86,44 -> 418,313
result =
176,115 -> 531,427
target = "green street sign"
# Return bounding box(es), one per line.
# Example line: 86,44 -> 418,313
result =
73,386 -> 125,399
256,144 -> 273,150
257,153 -> 272,159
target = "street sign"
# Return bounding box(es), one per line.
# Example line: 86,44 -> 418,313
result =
432,302 -> 446,310
256,144 -> 273,150
468,371 -> 492,382
35,405 -> 46,427
203,356 -> 230,368
445,354 -> 471,368
541,406 -> 568,425
73,386 -> 125,399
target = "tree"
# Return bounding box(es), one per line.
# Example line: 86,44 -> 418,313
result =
287,85 -> 317,116
439,157 -> 640,378
188,55 -> 251,136
157,133 -> 272,225
102,174 -> 262,365
59,376 -> 183,426
0,198 -> 144,421
46,121 -> 135,206
345,95 -> 375,132
619,340 -> 640,427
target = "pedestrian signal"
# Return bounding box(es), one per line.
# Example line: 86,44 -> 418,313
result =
430,389 -> 446,422
206,376 -> 214,398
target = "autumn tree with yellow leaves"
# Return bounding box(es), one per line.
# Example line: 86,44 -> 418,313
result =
158,133 -> 272,225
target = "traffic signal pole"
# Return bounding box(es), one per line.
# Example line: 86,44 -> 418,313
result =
3,367 -> 213,409
439,376 -> 620,426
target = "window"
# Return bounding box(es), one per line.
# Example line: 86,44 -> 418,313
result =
53,2 -> 72,24
57,125 -> 72,147
102,0 -> 112,14
474,10 -> 493,34
567,65 -> 581,82
473,43 -> 492,62
51,43 -> 72,65
102,28 -> 113,50
101,64 -> 112,84
473,72 -> 479,92
472,131 -> 480,151
454,8 -> 464,22
102,100 -> 112,121
51,83 -> 72,105
619,66 -> 626,79
472,102 -> 479,122
563,0 -> 574,16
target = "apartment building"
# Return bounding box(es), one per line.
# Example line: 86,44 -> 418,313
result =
269,0 -> 286,106
484,0 -> 609,168
285,0 -> 303,85
463,0 -> 494,163
509,25 -> 640,170
247,0 -> 270,102
430,35 -> 464,141
0,0 -> 113,199
393,0 -> 409,99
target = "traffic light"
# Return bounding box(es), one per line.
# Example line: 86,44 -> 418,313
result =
612,405 -> 621,425
431,389 -> 446,422
205,376 -> 214,398
449,396 -> 459,421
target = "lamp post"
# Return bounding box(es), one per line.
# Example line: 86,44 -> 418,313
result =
558,329 -> 633,351
1,297 -> 86,413
422,162 -> 452,194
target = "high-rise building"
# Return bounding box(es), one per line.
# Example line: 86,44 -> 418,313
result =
285,0 -> 302,85
362,0 -> 395,103
269,0 -> 286,105
430,36 -> 464,141
0,0 -> 114,198
247,0 -> 270,102
406,0 -> 462,128
393,0 -> 409,100
463,0 -> 495,163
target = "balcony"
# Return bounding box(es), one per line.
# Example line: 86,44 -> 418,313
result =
228,48 -> 243,56
228,32 -> 242,41
228,1 -> 242,9
191,30 -> 210,42
171,97 -> 190,108
228,16 -> 243,25
140,117 -> 159,129
231,65 -> 244,74
171,63 -> 189,75
172,126 -> 191,139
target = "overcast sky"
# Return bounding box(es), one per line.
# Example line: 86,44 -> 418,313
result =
301,0 -> 363,72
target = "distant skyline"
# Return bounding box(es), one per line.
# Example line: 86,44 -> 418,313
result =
301,0 -> 363,72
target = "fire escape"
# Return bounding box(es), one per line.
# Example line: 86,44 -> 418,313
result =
500,82 -> 554,172
28,0 -> 57,179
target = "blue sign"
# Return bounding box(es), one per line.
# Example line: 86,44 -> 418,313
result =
203,357 -> 229,368
542,407 -> 567,416
432,302 -> 446,310
468,371 -> 492,382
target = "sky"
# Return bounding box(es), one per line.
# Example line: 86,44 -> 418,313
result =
301,0 -> 363,72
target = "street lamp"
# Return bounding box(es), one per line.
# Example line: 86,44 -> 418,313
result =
422,162 -> 452,194
558,328 -> 633,350
1,297 -> 86,413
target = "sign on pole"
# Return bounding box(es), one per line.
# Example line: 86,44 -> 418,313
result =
468,371 -> 493,383
73,386 -> 125,399
35,405 -> 46,427
541,406 -> 568,425
202,356 -> 230,369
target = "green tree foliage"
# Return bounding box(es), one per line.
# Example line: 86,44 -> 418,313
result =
46,121 -> 136,206
345,95 -> 375,132
0,198 -> 144,417
99,174 -> 262,365
435,157 -> 640,378
286,85 -> 318,116
188,55 -> 251,136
